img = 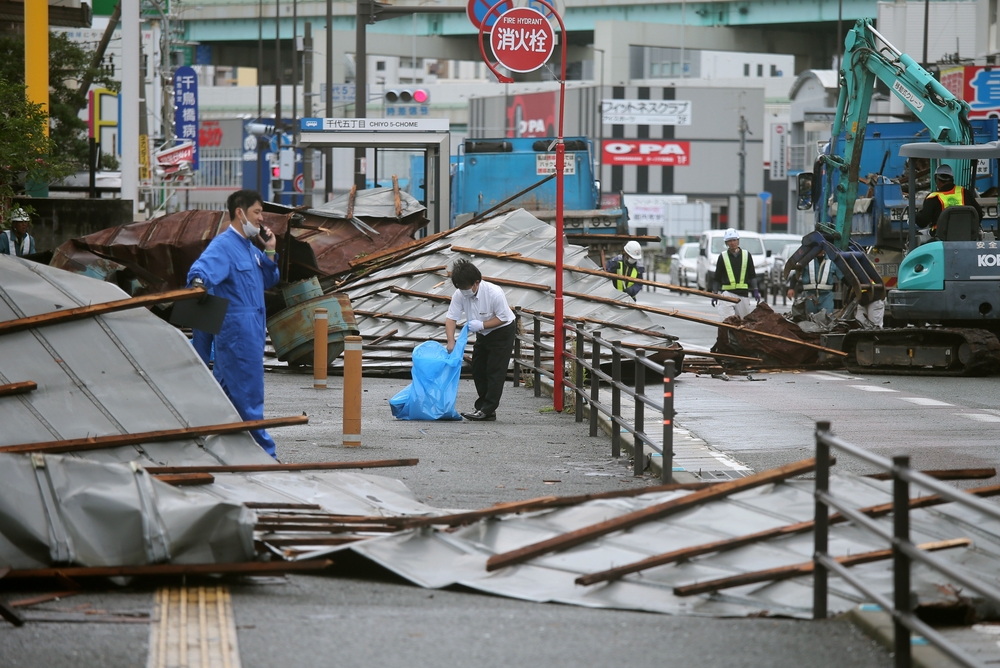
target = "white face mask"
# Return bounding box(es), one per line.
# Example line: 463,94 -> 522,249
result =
460,289 -> 475,298
240,212 -> 260,238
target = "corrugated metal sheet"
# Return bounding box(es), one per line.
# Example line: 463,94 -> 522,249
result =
331,472 -> 1000,618
339,209 -> 682,368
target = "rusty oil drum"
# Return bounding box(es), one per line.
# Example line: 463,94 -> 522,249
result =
267,292 -> 359,366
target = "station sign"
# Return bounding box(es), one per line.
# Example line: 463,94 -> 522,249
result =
300,117 -> 449,132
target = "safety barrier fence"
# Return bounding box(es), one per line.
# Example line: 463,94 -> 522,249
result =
813,421 -> 1000,668
512,307 -> 676,483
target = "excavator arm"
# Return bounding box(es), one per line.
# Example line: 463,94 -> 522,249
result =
788,19 -> 975,306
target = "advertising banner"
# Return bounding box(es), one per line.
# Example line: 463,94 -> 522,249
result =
173,65 -> 200,169
602,140 -> 691,166
601,99 -> 691,126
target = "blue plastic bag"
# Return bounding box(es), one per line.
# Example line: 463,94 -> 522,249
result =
389,324 -> 469,420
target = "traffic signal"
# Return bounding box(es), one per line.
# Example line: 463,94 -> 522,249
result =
385,88 -> 429,104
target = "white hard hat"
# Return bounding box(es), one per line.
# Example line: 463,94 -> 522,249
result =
10,208 -> 29,222
723,228 -> 739,241
623,240 -> 642,260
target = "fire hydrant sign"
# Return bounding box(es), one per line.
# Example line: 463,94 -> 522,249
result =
490,7 -> 554,73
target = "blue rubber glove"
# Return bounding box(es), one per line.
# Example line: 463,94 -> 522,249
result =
752,289 -> 761,303
468,320 -> 484,333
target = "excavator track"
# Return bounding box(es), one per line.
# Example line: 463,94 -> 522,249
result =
842,328 -> 1000,376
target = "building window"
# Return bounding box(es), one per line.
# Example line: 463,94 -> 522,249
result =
376,61 -> 385,71
744,63 -> 750,76
757,63 -> 763,77
771,64 -> 779,77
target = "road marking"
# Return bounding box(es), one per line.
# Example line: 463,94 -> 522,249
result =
898,397 -> 954,407
848,385 -> 898,392
958,413 -> 1000,423
148,586 -> 241,668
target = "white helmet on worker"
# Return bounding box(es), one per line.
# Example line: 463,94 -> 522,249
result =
723,228 -> 740,242
623,240 -> 642,261
10,208 -> 29,223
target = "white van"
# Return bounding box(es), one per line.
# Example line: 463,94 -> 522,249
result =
696,229 -> 767,291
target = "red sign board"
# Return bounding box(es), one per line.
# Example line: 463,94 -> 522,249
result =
940,65 -> 1000,120
602,140 -> 691,166
155,142 -> 195,166
490,7 -> 554,73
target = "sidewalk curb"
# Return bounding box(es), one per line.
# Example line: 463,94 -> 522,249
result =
843,606 -> 959,668
533,378 -> 700,483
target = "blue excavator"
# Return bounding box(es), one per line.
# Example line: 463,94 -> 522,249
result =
789,18 -> 1000,375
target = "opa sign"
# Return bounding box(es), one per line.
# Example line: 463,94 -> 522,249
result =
602,140 -> 691,166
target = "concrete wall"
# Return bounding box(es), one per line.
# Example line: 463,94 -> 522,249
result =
12,198 -> 134,254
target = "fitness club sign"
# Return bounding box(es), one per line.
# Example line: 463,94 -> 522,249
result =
602,140 -> 691,166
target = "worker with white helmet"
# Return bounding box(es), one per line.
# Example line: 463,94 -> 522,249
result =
605,240 -> 645,300
0,208 -> 35,257
711,228 -> 761,319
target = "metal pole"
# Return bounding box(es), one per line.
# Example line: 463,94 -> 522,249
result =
907,160 -> 917,252
553,5 -> 567,412
533,314 -> 541,398
275,0 -> 282,130
302,22 -> 313,207
590,332 -> 601,437
575,322 -> 584,422
836,0 -> 843,71
634,349 -> 645,476
325,0 -> 333,201
611,341 -> 621,459
258,0 -> 263,118
661,360 -> 674,483
813,420 -> 831,620
738,113 -> 747,230
594,47 -> 604,198
922,0 -> 930,69
120,0 -> 138,214
354,0 -> 368,192
894,454 -> 913,668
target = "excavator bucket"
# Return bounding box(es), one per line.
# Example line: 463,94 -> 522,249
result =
783,231 -> 886,305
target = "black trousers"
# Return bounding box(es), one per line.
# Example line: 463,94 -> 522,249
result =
471,322 -> 516,416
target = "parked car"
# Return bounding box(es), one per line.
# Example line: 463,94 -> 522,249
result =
669,242 -> 699,287
759,233 -> 802,298
696,229 -> 766,292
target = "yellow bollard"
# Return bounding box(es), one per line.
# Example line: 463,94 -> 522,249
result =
313,308 -> 328,389
343,335 -> 362,447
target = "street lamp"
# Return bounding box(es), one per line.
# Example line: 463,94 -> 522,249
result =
593,47 -> 604,199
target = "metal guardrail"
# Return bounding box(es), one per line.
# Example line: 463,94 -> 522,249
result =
512,308 -> 676,482
813,421 -> 1000,668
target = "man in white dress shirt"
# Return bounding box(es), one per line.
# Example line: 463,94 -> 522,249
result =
445,258 -> 516,421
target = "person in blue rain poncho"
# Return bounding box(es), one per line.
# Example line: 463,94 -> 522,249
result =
187,190 -> 280,457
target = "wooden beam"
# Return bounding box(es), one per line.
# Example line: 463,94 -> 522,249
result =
517,306 -> 680,343
867,468 -> 996,481
367,329 -> 399,346
2,559 -> 335,580
672,538 -> 971,597
143,458 -> 418,474
392,286 -> 450,303
0,287 -> 204,337
564,290 -> 848,357
256,523 -> 398,533
353,309 -> 444,327
575,483 -> 1000,586
338,265 -> 447,293
0,599 -> 25,626
244,502 -> 322,510
449,245 -> 738,302
0,415 -> 309,455
402,482 -> 715,530
8,591 -> 82,608
485,458 -> 819,571
0,381 -> 36,397
152,472 -> 215,486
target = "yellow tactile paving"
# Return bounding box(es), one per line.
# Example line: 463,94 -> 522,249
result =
147,586 -> 241,668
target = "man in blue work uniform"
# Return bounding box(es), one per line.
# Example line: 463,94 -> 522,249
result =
786,246 -> 842,315
605,240 -> 644,300
711,228 -> 760,319
187,190 -> 280,457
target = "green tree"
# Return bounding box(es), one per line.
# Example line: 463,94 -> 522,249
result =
0,32 -> 119,169
0,76 -> 71,206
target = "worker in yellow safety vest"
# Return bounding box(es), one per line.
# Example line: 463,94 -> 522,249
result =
605,240 -> 645,300
786,247 -> 842,315
917,164 -> 983,237
710,228 -> 760,319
